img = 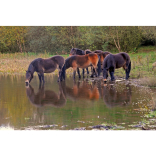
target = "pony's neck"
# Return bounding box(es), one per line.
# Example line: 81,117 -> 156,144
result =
28,64 -> 35,74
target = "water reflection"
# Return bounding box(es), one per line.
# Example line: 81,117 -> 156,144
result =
26,83 -> 66,107
102,83 -> 132,108
62,81 -> 100,102
0,75 -> 155,130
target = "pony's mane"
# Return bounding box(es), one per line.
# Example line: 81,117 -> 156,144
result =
84,49 -> 92,55
27,63 -> 34,73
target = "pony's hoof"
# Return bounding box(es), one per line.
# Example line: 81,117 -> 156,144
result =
90,75 -> 94,78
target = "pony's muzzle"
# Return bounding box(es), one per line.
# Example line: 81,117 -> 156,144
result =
25,80 -> 29,86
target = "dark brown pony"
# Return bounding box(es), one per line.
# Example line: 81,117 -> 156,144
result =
26,83 -> 66,107
25,55 -> 65,85
61,53 -> 101,80
102,52 -> 131,81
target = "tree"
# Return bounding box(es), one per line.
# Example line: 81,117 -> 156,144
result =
107,26 -> 143,52
0,26 -> 27,53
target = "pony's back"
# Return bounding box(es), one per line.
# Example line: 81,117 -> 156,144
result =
51,55 -> 65,67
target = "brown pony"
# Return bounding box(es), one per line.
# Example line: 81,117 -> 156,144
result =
69,48 -> 90,77
61,53 -> 101,80
25,55 -> 65,86
84,49 -> 111,76
85,49 -> 111,67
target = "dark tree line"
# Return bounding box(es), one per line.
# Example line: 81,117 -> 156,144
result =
0,26 -> 156,54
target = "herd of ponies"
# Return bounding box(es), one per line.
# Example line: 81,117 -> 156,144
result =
25,48 -> 131,86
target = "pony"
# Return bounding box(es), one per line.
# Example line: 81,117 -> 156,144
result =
85,49 -> 111,75
102,52 -> 131,81
70,48 -> 92,56
25,55 -> 65,86
61,53 -> 101,80
69,48 -> 90,76
26,83 -> 66,107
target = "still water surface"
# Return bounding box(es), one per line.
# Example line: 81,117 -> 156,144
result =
0,74 -> 155,130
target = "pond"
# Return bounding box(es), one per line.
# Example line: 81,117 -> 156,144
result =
0,74 -> 156,130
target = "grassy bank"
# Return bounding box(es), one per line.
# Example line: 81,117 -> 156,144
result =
0,52 -> 69,75
0,47 -> 156,83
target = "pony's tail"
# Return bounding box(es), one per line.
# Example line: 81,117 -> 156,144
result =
128,61 -> 131,73
97,55 -> 101,76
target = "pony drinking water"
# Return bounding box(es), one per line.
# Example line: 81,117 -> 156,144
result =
102,52 -> 131,82
25,55 -> 65,85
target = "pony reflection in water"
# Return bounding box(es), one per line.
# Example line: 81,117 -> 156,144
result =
26,83 -> 66,107
61,81 -> 100,102
25,55 -> 65,86
61,53 -> 101,80
102,83 -> 132,108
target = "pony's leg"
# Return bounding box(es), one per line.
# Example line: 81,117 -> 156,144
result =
77,68 -> 81,79
40,72 -> 45,84
125,62 -> 131,80
125,69 -> 130,80
90,67 -> 94,78
86,67 -> 89,74
57,69 -> 62,82
73,69 -> 76,80
93,66 -> 98,77
82,69 -> 85,78
38,74 -> 42,83
109,70 -> 115,81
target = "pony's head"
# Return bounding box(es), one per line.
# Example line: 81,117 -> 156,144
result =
25,71 -> 33,86
69,48 -> 84,56
103,68 -> 108,82
69,48 -> 77,56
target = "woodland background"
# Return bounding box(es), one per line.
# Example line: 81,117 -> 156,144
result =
0,26 -> 156,54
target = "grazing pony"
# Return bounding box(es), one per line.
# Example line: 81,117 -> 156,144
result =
61,53 -> 101,80
25,55 -> 65,85
102,52 -> 131,81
